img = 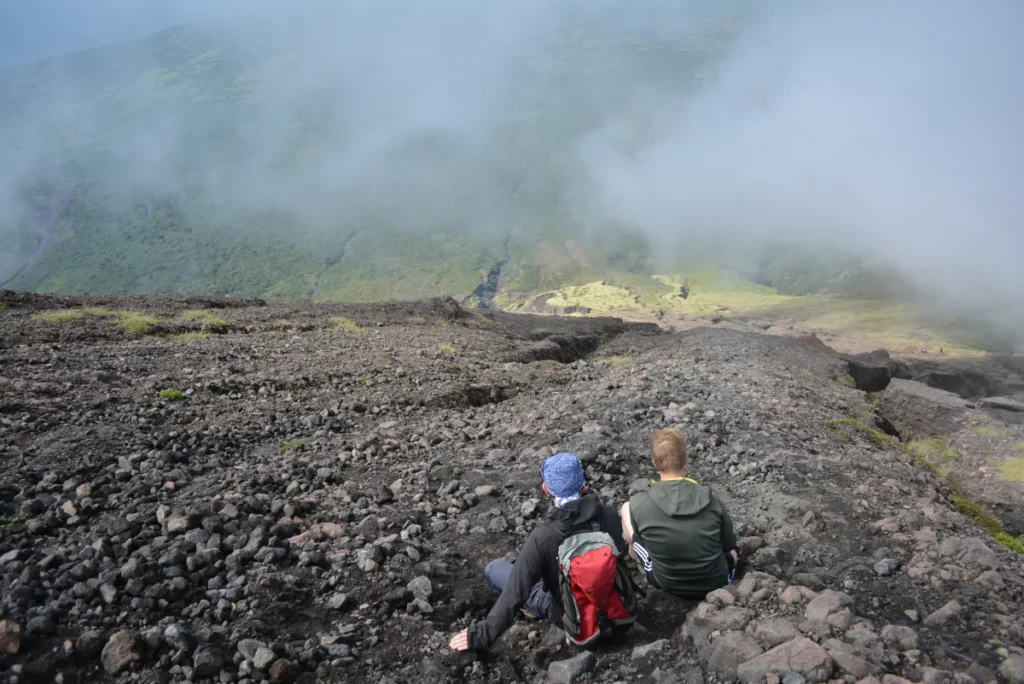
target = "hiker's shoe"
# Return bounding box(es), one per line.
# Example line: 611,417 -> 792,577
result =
520,608 -> 538,619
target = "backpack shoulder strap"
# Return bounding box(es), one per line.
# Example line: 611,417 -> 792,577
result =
563,515 -> 601,538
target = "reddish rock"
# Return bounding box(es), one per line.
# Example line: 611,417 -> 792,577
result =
805,589 -> 854,621
737,636 -> 834,684
0,620 -> 21,655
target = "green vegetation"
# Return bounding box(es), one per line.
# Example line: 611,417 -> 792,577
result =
995,458 -> 1024,483
32,310 -> 84,324
439,344 -> 459,355
279,439 -> 307,453
1015,442 -> 1024,453
180,309 -> 228,326
881,437 -> 1024,554
824,417 -> 892,447
0,515 -> 25,527
84,307 -> 117,317
0,302 -> 9,310
117,312 -> 163,335
906,438 -> 962,464
993,532 -> 1024,555
379,353 -> 397,362
973,426 -> 1014,439
905,438 -> 961,477
952,495 -> 1024,554
158,388 -> 184,401
651,269 -> 792,317
835,374 -> 856,388
545,281 -> 645,313
330,317 -> 364,333
600,355 -> 633,366
754,297 -> 1009,355
466,315 -> 496,330
951,494 -> 1000,534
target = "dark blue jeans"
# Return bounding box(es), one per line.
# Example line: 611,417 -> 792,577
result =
484,559 -> 554,621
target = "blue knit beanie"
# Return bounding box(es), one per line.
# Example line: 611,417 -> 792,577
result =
541,452 -> 586,504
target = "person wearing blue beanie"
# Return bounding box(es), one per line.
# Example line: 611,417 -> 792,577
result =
449,452 -> 630,652
540,451 -> 587,506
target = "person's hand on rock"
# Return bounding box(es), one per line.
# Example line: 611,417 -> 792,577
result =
449,629 -> 469,651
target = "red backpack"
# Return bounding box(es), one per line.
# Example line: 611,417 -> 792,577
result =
556,521 -> 638,645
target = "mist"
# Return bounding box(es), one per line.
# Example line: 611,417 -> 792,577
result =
579,0 -> 1024,332
0,0 -> 1022,337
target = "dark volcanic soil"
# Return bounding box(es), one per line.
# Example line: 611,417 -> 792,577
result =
1,292 -> 1023,684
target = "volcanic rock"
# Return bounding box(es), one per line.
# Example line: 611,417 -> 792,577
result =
101,630 -> 144,675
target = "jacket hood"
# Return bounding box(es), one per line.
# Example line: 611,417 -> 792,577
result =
647,480 -> 711,517
550,492 -> 604,526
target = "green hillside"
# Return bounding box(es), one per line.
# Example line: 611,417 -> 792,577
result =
0,3 -> 749,301
0,3 -> 1018,354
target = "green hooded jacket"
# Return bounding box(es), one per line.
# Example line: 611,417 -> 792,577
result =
629,478 -> 736,598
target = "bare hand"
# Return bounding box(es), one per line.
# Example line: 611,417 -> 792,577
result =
449,629 -> 470,651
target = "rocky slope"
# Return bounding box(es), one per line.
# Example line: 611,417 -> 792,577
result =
1,292 -> 1022,684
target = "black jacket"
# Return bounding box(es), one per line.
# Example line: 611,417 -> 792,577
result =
467,493 -> 625,649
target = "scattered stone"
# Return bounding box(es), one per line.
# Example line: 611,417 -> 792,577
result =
789,573 -> 825,591
238,639 -> 266,661
874,559 -> 899,576
633,639 -> 669,660
2,297 -> 1022,684
192,646 -> 224,677
805,590 -> 854,622
0,620 -> 21,655
706,632 -> 764,679
752,619 -> 799,649
880,625 -> 918,650
328,592 -> 350,610
268,658 -> 301,684
164,624 -> 196,654
408,576 -> 432,601
975,570 -> 1005,590
165,514 -> 191,535
736,637 -> 834,684
102,630 -> 144,675
923,600 -> 961,626
253,646 -> 277,670
76,630 -> 104,659
684,604 -> 755,646
549,651 -> 596,684
706,587 -> 736,608
999,654 -> 1024,683
825,643 -> 879,679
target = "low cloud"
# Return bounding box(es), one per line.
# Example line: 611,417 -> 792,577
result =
580,0 -> 1024,330
1,0 -> 1022,338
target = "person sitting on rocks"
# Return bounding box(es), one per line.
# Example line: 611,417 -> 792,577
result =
448,451 -> 629,652
620,427 -> 740,599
